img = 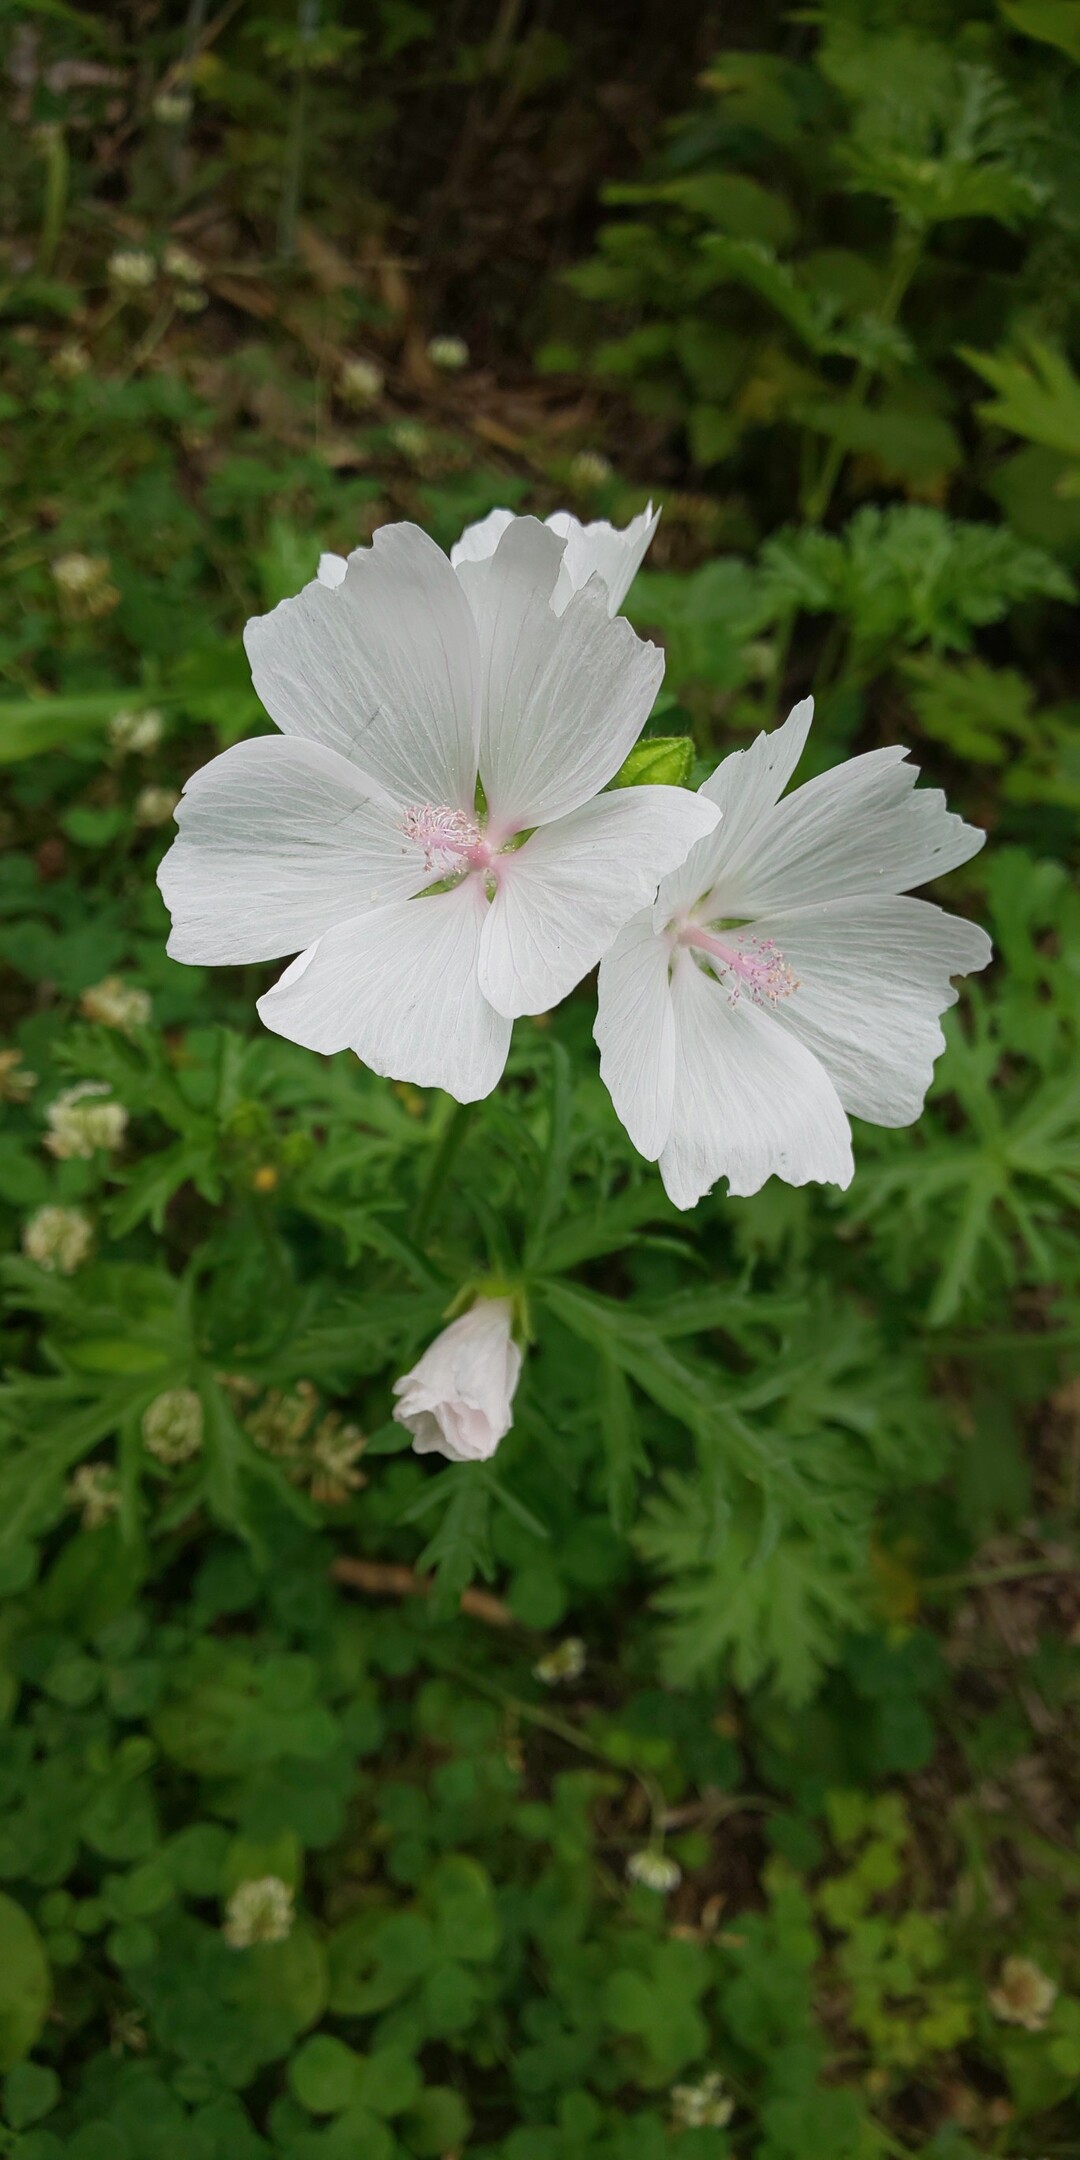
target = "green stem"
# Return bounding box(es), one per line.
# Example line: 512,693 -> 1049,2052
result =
277,0 -> 319,261
37,124 -> 69,275
920,1558 -> 1077,1599
801,226 -> 924,528
411,1100 -> 477,1243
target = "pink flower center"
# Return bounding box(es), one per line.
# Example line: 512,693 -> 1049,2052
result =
678,922 -> 798,1007
402,804 -> 495,876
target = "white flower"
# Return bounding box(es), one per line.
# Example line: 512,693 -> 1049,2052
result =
223,1876 -> 294,1949
45,1082 -> 128,1160
595,698 -> 992,1210
135,784 -> 179,828
108,248 -> 156,291
626,1848 -> 682,1893
23,1205 -> 93,1274
427,333 -> 469,372
338,355 -> 383,408
67,1461 -> 120,1529
448,502 -> 659,618
141,1387 -> 204,1465
162,242 -> 203,283
109,707 -> 164,755
570,450 -> 614,489
158,519 -> 716,1102
392,1297 -> 523,1463
671,2072 -> 734,2130
80,977 -> 152,1032
988,1956 -> 1057,2031
533,1637 -> 586,1685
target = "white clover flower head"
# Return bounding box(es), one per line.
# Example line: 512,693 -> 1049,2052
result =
67,1461 -> 120,1529
52,551 -> 107,597
338,356 -> 384,409
45,1081 -> 128,1161
108,247 -> 156,291
448,501 -> 659,620
427,333 -> 469,373
141,1386 -> 204,1466
163,241 -> 203,283
109,707 -> 165,756
23,1204 -> 93,1275
80,977 -> 152,1032
671,2072 -> 735,2130
0,1048 -> 37,1102
154,89 -> 193,125
533,1636 -> 586,1686
224,1876 -> 294,1949
157,516 -> 715,1101
595,698 -> 992,1209
570,449 -> 613,490
51,340 -> 91,380
988,1956 -> 1057,2031
626,1847 -> 682,1894
393,1297 -> 522,1463
135,784 -> 180,828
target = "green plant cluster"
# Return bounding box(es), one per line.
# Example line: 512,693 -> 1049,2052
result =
0,0 -> 1078,2152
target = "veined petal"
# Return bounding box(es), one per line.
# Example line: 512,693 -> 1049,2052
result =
657,699 -> 813,922
257,879 -> 511,1102
478,786 -> 720,1018
705,743 -> 985,917
244,521 -> 481,812
455,519 -> 665,831
754,895 -> 993,1125
158,735 -> 424,965
595,911 -> 677,1160
659,950 -> 853,1208
546,503 -> 660,616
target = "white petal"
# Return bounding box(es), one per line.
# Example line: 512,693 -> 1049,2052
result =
478,786 -> 720,1018
658,950 -> 853,1208
158,735 -> 423,965
455,519 -> 665,831
244,521 -> 481,812
256,878 -> 510,1102
545,503 -> 660,616
706,744 -> 986,917
657,698 -> 813,922
595,911 -> 676,1160
449,507 -> 517,568
753,895 -> 993,1125
317,552 -> 347,587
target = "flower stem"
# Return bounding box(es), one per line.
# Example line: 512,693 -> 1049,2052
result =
801,226 -> 924,528
411,1100 -> 476,1244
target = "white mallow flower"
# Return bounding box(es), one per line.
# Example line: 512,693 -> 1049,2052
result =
317,501 -> 659,619
392,1297 -> 523,1462
159,518 -> 716,1102
595,698 -> 992,1210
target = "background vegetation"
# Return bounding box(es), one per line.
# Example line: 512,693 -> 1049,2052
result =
1,0 -> 1078,2153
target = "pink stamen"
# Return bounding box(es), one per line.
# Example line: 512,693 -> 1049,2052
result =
679,922 -> 798,1007
402,804 -> 494,875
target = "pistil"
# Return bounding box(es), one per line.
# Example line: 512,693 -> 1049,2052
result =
677,921 -> 798,1007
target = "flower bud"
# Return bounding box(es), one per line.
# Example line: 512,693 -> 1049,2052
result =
134,785 -> 180,828
338,356 -> 384,409
392,1297 -> 522,1463
108,248 -> 156,291
109,707 -> 164,756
